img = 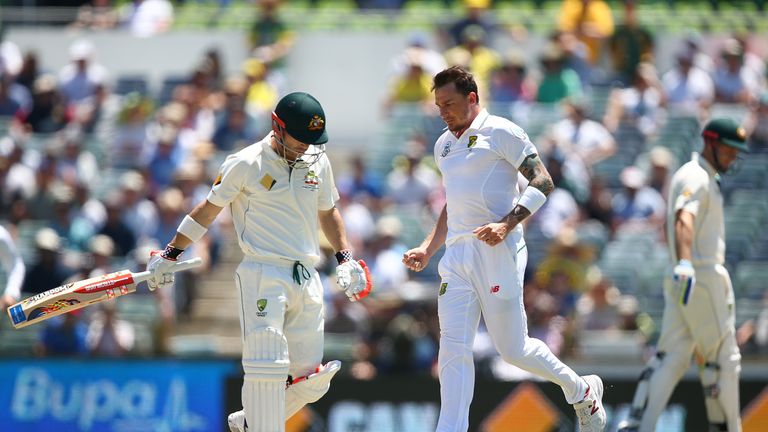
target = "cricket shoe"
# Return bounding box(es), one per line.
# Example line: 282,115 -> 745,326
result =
616,418 -> 639,432
227,410 -> 246,432
574,375 -> 607,432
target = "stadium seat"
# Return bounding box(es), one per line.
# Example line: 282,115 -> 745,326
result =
113,75 -> 150,96
734,261 -> 768,299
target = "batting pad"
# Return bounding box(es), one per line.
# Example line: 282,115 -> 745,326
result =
286,360 -> 342,418
242,327 -> 290,432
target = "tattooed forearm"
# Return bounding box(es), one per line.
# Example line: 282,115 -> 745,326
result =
501,205 -> 531,227
518,154 -> 554,196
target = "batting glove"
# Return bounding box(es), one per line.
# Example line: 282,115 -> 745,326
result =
147,248 -> 179,291
336,259 -> 372,302
673,259 -> 695,305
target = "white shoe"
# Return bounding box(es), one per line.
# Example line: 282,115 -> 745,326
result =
574,375 -> 607,432
227,410 -> 246,432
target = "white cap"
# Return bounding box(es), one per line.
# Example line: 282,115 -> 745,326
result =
70,40 -> 94,61
620,166 -> 646,189
35,228 -> 61,251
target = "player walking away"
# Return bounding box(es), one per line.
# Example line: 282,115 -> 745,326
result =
617,118 -> 749,432
402,66 -> 606,432
146,92 -> 372,432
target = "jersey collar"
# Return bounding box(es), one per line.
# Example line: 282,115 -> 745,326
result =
693,152 -> 717,178
467,108 -> 490,133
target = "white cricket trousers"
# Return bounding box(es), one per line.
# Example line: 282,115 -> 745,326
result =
640,264 -> 742,432
436,234 -> 586,432
235,256 -> 325,431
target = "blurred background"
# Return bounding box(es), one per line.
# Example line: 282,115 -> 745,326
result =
0,0 -> 767,431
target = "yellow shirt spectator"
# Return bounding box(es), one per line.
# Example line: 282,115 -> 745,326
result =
558,0 -> 615,64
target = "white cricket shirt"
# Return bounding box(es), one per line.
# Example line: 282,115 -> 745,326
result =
666,152 -> 724,266
207,133 -> 339,266
433,109 -> 537,245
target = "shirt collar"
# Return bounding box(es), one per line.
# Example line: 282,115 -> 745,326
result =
693,152 -> 718,179
468,108 -> 490,132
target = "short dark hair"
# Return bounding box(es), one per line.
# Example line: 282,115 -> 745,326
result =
432,66 -> 480,103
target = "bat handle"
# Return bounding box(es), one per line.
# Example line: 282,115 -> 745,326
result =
132,257 -> 204,285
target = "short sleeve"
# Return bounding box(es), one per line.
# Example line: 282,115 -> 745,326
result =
207,154 -> 250,207
674,174 -> 707,217
495,122 -> 538,168
318,157 -> 339,211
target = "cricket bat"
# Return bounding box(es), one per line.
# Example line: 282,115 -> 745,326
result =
7,257 -> 202,329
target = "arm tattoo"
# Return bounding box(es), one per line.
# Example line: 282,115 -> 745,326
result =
518,154 -> 554,196
499,154 -> 553,227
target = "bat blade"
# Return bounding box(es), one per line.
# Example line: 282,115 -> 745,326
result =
7,270 -> 136,329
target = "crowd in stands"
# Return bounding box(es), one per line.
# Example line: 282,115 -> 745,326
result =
0,0 -> 767,382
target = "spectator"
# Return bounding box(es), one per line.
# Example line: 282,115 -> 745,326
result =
445,0 -> 496,48
242,59 -> 278,124
583,176 -> 614,226
58,40 -> 109,105
535,43 -> 582,104
443,25 -> 501,102
546,97 -> 616,167
554,30 -> 594,88
36,312 -> 89,357
611,165 -> 665,234
575,275 -> 621,331
382,49 -> 434,116
531,154 -> 581,238
86,302 -> 136,357
603,62 -> 666,140
212,104 -> 258,152
682,32 -> 715,76
390,33 -> 447,78
488,49 -> 536,104
662,49 -> 714,116
386,143 -> 440,210
124,0 -> 174,38
48,183 -> 95,252
15,51 -> 40,95
22,228 -> 74,295
0,73 -> 24,117
53,126 -> 99,186
744,92 -> 768,153
369,215 -> 408,297
98,193 -> 137,257
336,154 -> 385,202
645,146 -> 675,198
608,0 -> 654,85
23,74 -> 70,134
119,170 -> 159,245
714,38 -> 762,105
71,0 -> 119,30
557,0 -> 615,65
248,0 -> 294,93
112,92 -> 154,169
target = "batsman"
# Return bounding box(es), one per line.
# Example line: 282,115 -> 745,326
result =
147,92 -> 372,432
619,119 -> 750,432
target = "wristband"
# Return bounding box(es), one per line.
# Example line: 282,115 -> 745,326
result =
162,244 -> 184,260
516,187 -> 547,215
335,249 -> 353,265
177,215 -> 208,242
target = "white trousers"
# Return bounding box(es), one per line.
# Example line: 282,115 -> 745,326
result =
640,264 -> 742,432
235,257 -> 325,430
436,234 -> 585,432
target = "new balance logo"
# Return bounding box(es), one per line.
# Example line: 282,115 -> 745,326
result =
591,404 -> 600,415
490,285 -> 500,294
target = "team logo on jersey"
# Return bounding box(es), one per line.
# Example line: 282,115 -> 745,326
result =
260,174 -> 277,191
439,282 -> 447,296
308,115 -> 325,131
303,170 -> 321,190
441,141 -> 452,157
468,135 -> 478,149
257,299 -> 268,317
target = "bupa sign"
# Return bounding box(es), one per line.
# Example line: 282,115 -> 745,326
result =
0,359 -> 237,431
